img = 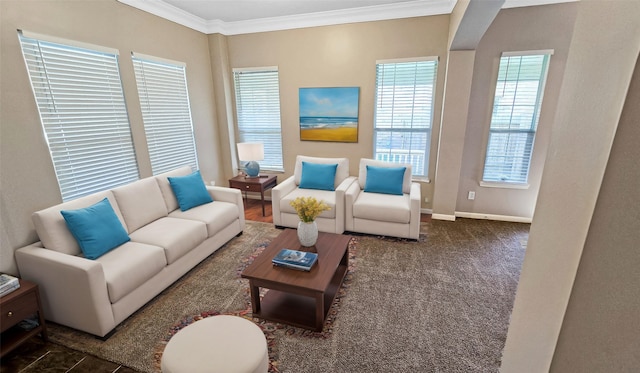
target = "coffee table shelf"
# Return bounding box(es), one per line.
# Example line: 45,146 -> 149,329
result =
258,263 -> 347,330
241,229 -> 351,331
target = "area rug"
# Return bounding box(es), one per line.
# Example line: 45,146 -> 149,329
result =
153,237 -> 358,372
47,219 -> 530,372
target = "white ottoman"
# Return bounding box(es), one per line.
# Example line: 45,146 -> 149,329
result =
161,315 -> 269,373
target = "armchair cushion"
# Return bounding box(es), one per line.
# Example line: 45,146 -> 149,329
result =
352,192 -> 411,224
364,166 -> 406,195
294,155 -> 349,189
278,188 -> 337,219
358,158 -> 412,194
60,198 -> 130,260
299,162 -> 338,191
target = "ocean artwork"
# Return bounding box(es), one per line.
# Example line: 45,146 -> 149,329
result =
299,87 -> 359,142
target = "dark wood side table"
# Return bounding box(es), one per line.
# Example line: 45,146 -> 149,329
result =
0,279 -> 48,358
229,174 -> 277,216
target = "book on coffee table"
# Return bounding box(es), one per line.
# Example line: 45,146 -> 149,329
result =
272,249 -> 318,271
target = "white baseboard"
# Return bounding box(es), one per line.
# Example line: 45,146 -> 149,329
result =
454,211 -> 532,223
420,208 -> 433,214
431,213 -> 456,221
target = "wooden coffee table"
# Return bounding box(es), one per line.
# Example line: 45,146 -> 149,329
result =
241,229 -> 351,331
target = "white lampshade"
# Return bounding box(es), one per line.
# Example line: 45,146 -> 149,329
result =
236,143 -> 264,161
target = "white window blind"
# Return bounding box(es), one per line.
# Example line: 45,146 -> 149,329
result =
482,52 -> 551,184
132,53 -> 198,175
374,58 -> 438,177
18,30 -> 139,202
233,68 -> 283,171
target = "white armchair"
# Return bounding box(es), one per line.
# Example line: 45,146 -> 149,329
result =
271,155 -> 356,234
345,159 -> 421,240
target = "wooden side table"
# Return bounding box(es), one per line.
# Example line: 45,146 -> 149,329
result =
0,279 -> 48,358
229,174 -> 278,216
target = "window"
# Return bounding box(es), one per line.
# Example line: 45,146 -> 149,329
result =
374,58 -> 438,178
482,51 -> 552,184
18,30 -> 139,202
233,67 -> 283,171
132,53 -> 198,175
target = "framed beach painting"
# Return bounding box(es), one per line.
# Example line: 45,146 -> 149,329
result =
299,87 -> 359,143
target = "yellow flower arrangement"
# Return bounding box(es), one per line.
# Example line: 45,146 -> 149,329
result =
290,196 -> 331,223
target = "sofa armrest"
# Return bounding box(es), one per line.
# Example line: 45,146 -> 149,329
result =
271,176 -> 297,226
206,186 -> 246,230
15,244 -> 115,337
409,182 -> 421,239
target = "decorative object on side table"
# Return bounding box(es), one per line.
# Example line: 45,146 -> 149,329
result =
0,273 -> 20,297
236,142 -> 264,178
290,196 -> 330,247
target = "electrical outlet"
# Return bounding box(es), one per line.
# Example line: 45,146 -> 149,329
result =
210,181 -> 216,186
424,197 -> 429,203
468,191 -> 476,200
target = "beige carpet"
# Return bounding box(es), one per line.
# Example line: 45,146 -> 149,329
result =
48,219 -> 529,372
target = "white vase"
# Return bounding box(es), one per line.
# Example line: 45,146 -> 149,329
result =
297,221 -> 318,247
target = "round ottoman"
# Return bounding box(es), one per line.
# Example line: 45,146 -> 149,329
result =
161,315 -> 268,373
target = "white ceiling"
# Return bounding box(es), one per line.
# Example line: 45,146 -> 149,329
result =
117,0 -> 576,35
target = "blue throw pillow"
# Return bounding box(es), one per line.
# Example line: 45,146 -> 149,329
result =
299,162 -> 338,191
168,170 -> 213,211
60,198 -> 130,260
364,165 -> 406,195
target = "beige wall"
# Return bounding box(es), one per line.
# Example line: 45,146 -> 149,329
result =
501,0 -> 640,370
220,16 -> 451,201
550,52 -> 639,373
456,3 -> 578,219
0,0 -> 221,274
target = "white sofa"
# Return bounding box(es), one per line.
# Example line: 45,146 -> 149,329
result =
345,159 -> 421,240
15,166 -> 245,337
271,155 -> 356,234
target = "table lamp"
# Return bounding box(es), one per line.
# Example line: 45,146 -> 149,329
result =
236,142 -> 264,178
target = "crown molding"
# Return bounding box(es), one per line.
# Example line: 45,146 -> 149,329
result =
117,0 -> 457,35
118,0 -> 210,33
502,0 -> 578,9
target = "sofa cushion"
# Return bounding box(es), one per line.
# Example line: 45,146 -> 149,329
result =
352,191 -> 411,224
364,166 -> 406,195
294,156 -> 349,189
155,166 -> 193,213
278,188 -> 336,219
96,241 -> 167,304
129,217 -> 207,265
112,177 -> 168,232
32,191 -> 127,256
60,198 -> 131,260
299,162 -> 338,191
168,171 -> 213,211
358,159 -> 412,194
169,201 -> 239,237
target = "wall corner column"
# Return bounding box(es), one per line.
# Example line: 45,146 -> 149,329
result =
431,50 -> 476,221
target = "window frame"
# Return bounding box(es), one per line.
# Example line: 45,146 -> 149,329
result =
18,30 -> 139,202
232,66 -> 284,172
131,52 -> 199,175
481,50 -> 553,187
373,57 -> 439,179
